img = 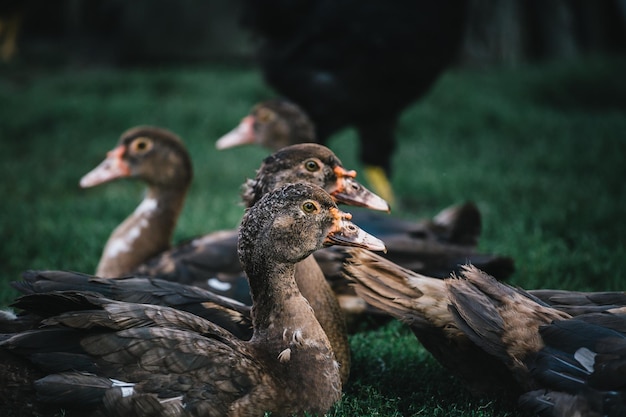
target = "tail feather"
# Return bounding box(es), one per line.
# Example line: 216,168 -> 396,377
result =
35,372 -> 132,408
529,289 -> 626,316
531,290 -> 626,307
17,270 -> 115,296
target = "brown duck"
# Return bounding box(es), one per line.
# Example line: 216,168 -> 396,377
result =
343,249 -> 626,402
79,129 -> 388,385
80,126 -> 193,279
0,183 -> 386,417
216,99 -> 315,152
216,98 -> 515,283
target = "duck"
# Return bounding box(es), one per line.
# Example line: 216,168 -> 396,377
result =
343,248 -> 520,398
342,248 -> 626,401
80,126 -> 194,279
216,99 -> 315,152
216,99 -> 515,283
236,0 -> 469,204
79,130 -> 389,386
0,183 -> 387,417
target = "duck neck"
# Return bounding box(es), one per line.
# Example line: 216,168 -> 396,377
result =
248,257 -> 318,339
96,185 -> 188,277
247,252 -> 342,408
143,185 -> 188,237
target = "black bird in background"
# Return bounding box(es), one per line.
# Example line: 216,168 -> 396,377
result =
239,0 -> 469,204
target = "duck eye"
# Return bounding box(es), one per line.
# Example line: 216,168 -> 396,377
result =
302,201 -> 319,214
130,137 -> 153,154
304,159 -> 320,172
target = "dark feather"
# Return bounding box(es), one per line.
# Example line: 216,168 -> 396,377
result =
15,270 -> 253,339
240,0 -> 469,176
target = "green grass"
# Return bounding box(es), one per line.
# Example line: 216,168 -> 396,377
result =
1,56 -> 625,416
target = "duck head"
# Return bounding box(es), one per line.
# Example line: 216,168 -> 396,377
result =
80,126 -> 192,189
216,99 -> 315,151
239,183 -> 386,269
242,143 -> 390,212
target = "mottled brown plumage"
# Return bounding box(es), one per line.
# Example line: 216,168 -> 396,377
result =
445,266 -> 571,389
0,183 -> 386,417
343,248 -> 521,397
343,250 -> 626,403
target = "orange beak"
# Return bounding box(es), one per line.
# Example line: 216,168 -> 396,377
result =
330,166 -> 390,212
324,207 -> 386,252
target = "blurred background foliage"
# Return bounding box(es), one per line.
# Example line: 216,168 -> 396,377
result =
2,0 -> 625,67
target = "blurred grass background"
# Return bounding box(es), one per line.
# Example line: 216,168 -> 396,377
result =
1,56 -> 625,416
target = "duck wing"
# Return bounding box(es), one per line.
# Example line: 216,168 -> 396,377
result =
2,291 -> 264,416
446,266 -> 570,380
519,313 -> 626,417
13,270 -> 252,339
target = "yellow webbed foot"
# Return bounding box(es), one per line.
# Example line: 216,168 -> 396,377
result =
363,165 -> 395,208
0,13 -> 21,62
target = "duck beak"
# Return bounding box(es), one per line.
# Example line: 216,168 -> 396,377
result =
324,208 -> 387,252
80,145 -> 131,188
216,115 -> 256,149
330,167 -> 391,212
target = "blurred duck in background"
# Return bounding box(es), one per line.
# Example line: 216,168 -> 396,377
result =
237,0 -> 469,204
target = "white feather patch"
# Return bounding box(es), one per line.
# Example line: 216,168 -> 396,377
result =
110,378 -> 135,397
160,396 -> 184,404
278,348 -> 291,363
574,347 -> 597,373
105,211 -> 151,258
292,329 -> 304,345
207,278 -> 232,292
135,197 -> 158,215
0,309 -> 17,320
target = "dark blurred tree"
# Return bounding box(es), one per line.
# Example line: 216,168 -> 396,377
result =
7,0 -> 626,67
12,0 -> 253,66
462,0 -> 626,67
116,0 -> 253,64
